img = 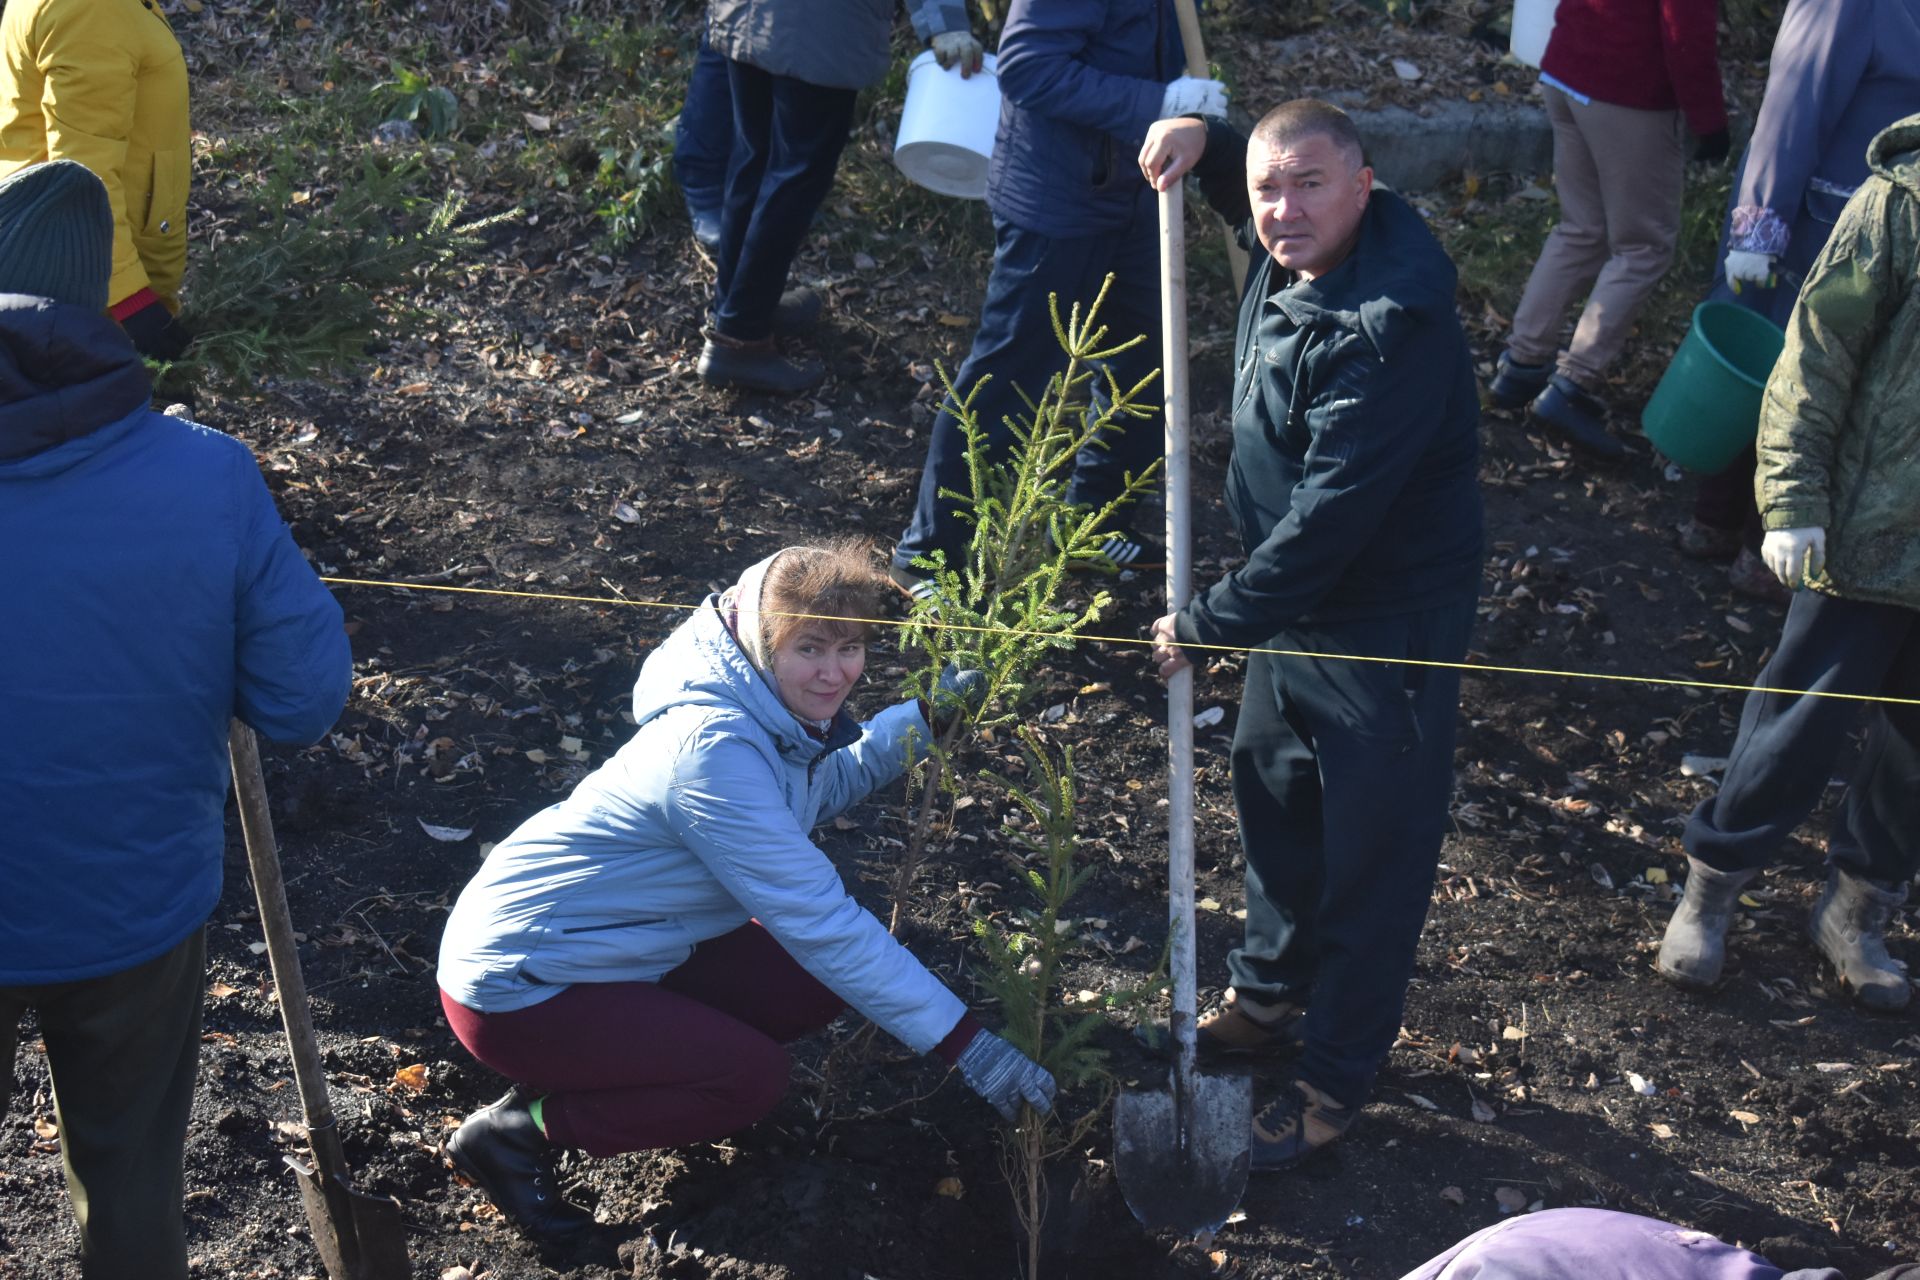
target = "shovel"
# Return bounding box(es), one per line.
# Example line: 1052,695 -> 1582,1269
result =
229,721 -> 411,1280
1171,0 -> 1252,292
1112,184 -> 1253,1235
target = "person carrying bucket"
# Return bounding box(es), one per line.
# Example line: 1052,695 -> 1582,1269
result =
1483,0 -> 1728,459
1138,100 -> 1483,1169
1675,0 -> 1920,601
695,2 -> 983,394
888,0 -> 1229,598
1657,112 -> 1920,1011
436,543 -> 1053,1243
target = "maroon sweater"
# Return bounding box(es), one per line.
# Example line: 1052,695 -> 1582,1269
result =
1540,0 -> 1727,137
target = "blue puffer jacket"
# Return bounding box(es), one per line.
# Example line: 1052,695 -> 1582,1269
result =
0,295 -> 351,985
986,0 -> 1185,237
437,598 -> 969,1054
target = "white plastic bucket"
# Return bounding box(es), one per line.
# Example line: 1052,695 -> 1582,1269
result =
1510,0 -> 1558,69
894,50 -> 1000,200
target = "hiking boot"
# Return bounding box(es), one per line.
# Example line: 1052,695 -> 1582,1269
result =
1809,868 -> 1912,1012
447,1089 -> 594,1243
1676,518 -> 1742,563
773,287 -> 824,338
1196,989 -> 1305,1058
1250,1078 -> 1353,1171
1657,856 -> 1759,989
1486,351 -> 1552,410
1530,374 -> 1628,460
697,330 -> 824,395
1727,546 -> 1791,606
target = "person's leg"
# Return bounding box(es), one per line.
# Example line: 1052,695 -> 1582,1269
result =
1684,591 -> 1912,874
1064,197 -> 1165,527
1829,609 -> 1920,886
659,921 -> 846,1043
713,57 -> 773,311
1505,86 -> 1610,366
673,35 -> 733,227
894,221 -> 1110,574
36,929 -> 205,1280
1556,98 -> 1687,387
710,74 -> 856,342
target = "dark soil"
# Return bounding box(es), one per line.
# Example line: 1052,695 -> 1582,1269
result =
3,7 -> 1915,1280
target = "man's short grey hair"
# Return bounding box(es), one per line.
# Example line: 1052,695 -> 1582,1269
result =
1249,99 -> 1367,173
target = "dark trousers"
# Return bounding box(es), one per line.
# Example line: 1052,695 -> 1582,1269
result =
1691,442 -> 1763,552
0,929 -> 206,1280
1227,602 -> 1473,1110
672,36 -> 732,217
711,59 -> 857,342
1685,589 -> 1920,883
442,924 -> 844,1158
893,208 -> 1164,572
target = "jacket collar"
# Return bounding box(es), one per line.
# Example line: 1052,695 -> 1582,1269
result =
0,295 -> 152,462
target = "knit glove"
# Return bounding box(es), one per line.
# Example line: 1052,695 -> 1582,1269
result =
1725,250 -> 1775,292
956,1030 -> 1056,1121
1761,527 -> 1825,589
932,31 -> 984,77
1159,75 -> 1228,120
121,299 -> 191,361
932,662 -> 987,724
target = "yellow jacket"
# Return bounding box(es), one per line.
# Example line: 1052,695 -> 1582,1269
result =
0,0 -> 191,310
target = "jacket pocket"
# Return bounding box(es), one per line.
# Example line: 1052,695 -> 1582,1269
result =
559,917 -> 666,935
140,148 -> 188,238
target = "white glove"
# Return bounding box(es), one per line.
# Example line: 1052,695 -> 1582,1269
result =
931,31 -> 984,77
1726,249 -> 1776,291
1761,526 -> 1826,589
1159,75 -> 1228,120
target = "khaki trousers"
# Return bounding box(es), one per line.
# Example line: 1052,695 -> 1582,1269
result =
1507,85 -> 1689,388
0,929 -> 205,1280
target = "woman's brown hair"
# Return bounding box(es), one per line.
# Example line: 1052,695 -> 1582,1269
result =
759,539 -> 886,651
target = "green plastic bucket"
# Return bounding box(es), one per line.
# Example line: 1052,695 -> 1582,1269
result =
1641,302 -> 1787,472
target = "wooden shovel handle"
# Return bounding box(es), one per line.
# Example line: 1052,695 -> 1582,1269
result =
1168,0 -> 1253,291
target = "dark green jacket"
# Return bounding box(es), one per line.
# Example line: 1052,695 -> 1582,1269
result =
1757,112 -> 1920,611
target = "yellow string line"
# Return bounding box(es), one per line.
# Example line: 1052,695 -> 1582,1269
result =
319,575 -> 1920,708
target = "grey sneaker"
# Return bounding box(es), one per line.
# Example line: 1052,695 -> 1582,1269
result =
1657,856 -> 1759,989
1810,868 -> 1911,1011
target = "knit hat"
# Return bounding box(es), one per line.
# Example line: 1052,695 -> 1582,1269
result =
0,160 -> 114,310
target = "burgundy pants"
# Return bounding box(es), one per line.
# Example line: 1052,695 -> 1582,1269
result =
441,924 -> 844,1157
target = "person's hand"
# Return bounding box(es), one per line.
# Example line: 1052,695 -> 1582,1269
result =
1159,75 -> 1228,121
956,1030 -> 1056,1121
1139,117 -> 1210,191
1725,249 -> 1775,293
1693,128 -> 1731,165
120,299 -> 190,361
932,31 -> 984,78
1761,526 -> 1826,589
931,662 -> 988,726
1149,613 -> 1191,681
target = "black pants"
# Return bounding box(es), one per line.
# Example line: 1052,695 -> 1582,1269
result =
1685,589 -> 1920,883
711,59 -> 857,342
0,929 -> 206,1280
1227,601 -> 1473,1109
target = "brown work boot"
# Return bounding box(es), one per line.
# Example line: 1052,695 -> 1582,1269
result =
1250,1078 -> 1353,1171
696,329 -> 824,394
1196,989 -> 1304,1058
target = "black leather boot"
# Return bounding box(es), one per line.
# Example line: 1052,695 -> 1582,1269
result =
447,1089 -> 594,1242
697,330 -> 824,394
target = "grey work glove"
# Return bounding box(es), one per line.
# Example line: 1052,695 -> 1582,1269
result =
1762,526 -> 1826,589
956,1030 -> 1057,1121
932,663 -> 988,724
931,30 -> 984,77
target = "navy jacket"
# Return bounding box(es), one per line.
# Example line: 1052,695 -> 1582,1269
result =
987,0 -> 1183,237
1174,124 -> 1483,649
0,295 -> 350,984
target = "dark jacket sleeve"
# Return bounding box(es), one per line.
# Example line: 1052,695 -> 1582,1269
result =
1176,323 -> 1452,648
1658,0 -> 1728,137
996,0 -> 1165,145
1191,116 -> 1252,227
231,453 -> 351,744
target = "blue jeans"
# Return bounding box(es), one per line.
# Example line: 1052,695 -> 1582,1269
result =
893,206 -> 1164,572
711,60 -> 856,342
1685,589 -> 1920,884
1227,602 -> 1474,1109
672,37 -> 731,217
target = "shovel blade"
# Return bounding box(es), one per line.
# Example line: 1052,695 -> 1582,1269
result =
1113,1067 -> 1253,1235
294,1166 -> 410,1280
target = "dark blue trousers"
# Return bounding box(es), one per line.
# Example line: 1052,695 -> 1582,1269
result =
1685,589 -> 1920,884
672,36 -> 732,218
893,205 -> 1164,572
711,60 -> 856,342
1227,601 -> 1474,1110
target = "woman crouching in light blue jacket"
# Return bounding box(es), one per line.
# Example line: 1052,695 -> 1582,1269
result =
436,542 -> 1053,1241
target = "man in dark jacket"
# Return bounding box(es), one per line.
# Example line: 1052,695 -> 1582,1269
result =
1141,101 -> 1484,1169
890,0 -> 1227,593
0,160 -> 351,1280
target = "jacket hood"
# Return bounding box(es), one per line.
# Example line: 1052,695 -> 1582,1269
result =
0,294 -> 152,462
1268,190 -> 1460,363
1867,113 -> 1920,193
632,599 -> 860,768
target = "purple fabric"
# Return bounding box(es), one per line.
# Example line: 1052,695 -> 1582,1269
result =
1395,1209 -> 1842,1280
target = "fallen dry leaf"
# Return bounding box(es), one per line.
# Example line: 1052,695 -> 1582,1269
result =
934,1176 -> 964,1199
1494,1186 -> 1527,1214
393,1063 -> 430,1093
1471,1098 -> 1497,1123
1649,1122 -> 1677,1140
1438,1185 -> 1465,1205
32,1116 -> 57,1140
209,981 -> 240,999
1729,1110 -> 1761,1126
